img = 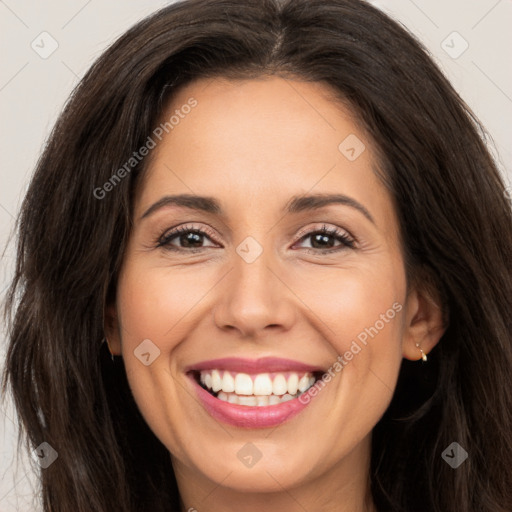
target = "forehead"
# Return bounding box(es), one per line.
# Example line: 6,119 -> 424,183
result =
135,76 -> 394,228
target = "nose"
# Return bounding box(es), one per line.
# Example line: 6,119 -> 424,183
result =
212,250 -> 296,339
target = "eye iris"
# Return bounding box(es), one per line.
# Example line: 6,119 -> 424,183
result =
311,233 -> 335,249
181,231 -> 203,247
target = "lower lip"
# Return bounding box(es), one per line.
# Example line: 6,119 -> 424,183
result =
188,375 -> 316,428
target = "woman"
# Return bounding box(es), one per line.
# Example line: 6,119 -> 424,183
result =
2,0 -> 511,510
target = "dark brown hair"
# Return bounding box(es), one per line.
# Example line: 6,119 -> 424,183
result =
2,0 -> 512,510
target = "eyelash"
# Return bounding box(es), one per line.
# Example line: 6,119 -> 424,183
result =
156,223 -> 356,254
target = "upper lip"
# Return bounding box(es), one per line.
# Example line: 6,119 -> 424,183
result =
185,357 -> 326,374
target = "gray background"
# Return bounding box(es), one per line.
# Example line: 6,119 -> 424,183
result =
1,1 -> 511,510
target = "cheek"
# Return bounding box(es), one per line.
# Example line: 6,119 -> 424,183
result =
298,263 -> 405,346
116,262 -> 209,348
114,264 -> 208,455
293,260 -> 406,397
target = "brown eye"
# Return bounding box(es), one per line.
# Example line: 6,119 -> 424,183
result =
157,225 -> 219,252
295,225 -> 356,252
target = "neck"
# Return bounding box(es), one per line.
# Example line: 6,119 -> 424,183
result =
173,434 -> 376,512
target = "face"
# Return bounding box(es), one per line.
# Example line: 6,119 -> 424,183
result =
107,76 -> 422,499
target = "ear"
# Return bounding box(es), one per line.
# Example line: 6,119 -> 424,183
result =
402,280 -> 446,361
104,302 -> 122,355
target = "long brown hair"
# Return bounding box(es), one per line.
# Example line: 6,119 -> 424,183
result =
2,0 -> 511,510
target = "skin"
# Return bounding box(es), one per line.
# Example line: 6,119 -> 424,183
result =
106,76 -> 445,512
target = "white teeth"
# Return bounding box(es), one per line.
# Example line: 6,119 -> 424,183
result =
222,371 -> 235,393
238,396 -> 258,406
272,374 -> 288,395
253,373 -> 273,395
211,370 -> 222,392
211,391 -> 299,406
287,373 -> 299,395
234,373 -> 253,395
256,395 -> 269,407
298,374 -> 311,392
198,369 -> 320,405
268,395 -> 281,405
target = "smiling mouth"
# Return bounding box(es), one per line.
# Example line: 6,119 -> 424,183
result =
190,369 -> 323,406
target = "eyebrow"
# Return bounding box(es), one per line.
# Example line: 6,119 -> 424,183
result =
140,193 -> 375,224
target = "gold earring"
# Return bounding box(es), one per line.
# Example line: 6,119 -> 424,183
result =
415,343 -> 428,362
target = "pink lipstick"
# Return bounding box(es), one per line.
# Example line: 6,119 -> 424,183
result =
186,357 -> 325,428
